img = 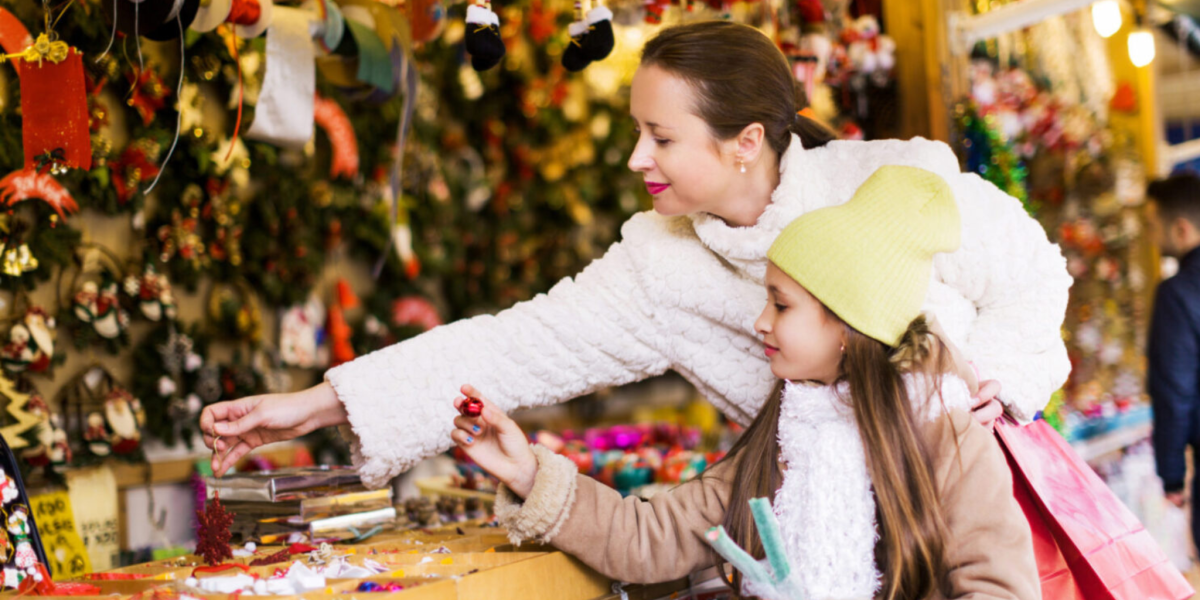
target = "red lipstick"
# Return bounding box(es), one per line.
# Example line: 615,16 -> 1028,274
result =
646,182 -> 670,195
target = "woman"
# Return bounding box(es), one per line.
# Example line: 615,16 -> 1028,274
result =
202,22 -> 1071,488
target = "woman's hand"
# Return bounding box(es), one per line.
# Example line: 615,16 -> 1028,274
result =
451,385 -> 539,498
201,382 -> 348,476
971,379 -> 1003,430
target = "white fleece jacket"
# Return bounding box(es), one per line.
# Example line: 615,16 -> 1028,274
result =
326,134 -> 1073,488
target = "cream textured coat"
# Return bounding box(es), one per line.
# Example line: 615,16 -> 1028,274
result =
326,135 -> 1072,489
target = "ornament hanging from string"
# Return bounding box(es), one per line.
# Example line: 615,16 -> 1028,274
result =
464,0 -> 504,71
2,2 -> 91,176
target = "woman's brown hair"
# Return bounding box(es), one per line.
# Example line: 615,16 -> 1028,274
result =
717,314 -> 954,600
640,20 -> 835,156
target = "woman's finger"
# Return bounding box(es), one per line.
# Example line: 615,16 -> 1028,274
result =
453,415 -> 485,435
215,440 -> 253,477
450,429 -> 475,447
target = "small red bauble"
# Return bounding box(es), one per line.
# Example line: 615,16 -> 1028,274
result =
460,397 -> 484,417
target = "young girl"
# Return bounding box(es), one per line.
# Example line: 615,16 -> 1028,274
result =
451,166 -> 1040,600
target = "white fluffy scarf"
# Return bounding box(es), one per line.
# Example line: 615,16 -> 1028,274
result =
770,373 -> 975,599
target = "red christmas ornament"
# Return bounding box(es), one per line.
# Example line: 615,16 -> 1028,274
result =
314,93 -> 359,180
111,142 -> 161,205
17,36 -> 92,173
195,491 -> 236,565
460,397 -> 484,418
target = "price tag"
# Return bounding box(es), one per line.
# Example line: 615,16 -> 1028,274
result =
28,491 -> 91,580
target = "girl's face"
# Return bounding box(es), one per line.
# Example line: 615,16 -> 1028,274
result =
627,65 -> 740,218
755,263 -> 845,384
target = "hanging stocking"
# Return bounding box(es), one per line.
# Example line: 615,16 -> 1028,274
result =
580,0 -> 613,62
464,0 -> 504,71
562,0 -> 590,72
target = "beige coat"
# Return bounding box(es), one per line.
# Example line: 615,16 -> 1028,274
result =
495,409 -> 1040,600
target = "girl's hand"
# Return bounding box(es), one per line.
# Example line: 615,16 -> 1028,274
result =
451,385 -> 539,498
970,379 -> 1003,430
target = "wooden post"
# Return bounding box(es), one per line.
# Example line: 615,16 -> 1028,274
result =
885,0 -> 968,142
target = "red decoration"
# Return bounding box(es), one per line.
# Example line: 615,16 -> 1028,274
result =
111,143 -> 161,205
0,168 -> 80,220
314,93 -> 359,179
796,0 -> 825,24
327,303 -> 355,367
248,549 -> 290,566
336,278 -> 360,310
19,44 -> 92,172
0,8 -> 32,76
195,491 -> 236,565
391,296 -> 442,331
459,397 -> 484,418
1110,81 -> 1137,113
127,67 -> 170,126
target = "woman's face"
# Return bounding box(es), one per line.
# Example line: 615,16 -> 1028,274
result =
627,65 -> 739,218
754,263 -> 844,384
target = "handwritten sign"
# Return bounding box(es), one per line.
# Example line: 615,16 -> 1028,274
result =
28,491 -> 91,580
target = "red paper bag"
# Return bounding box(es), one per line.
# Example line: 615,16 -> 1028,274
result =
996,419 -> 1193,600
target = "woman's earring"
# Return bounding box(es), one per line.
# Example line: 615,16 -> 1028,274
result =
840,341 -> 845,353
739,160 -> 746,174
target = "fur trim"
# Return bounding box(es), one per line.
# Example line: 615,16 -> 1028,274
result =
465,4 -> 498,26
568,20 -> 589,38
494,445 -> 578,546
585,6 -> 613,24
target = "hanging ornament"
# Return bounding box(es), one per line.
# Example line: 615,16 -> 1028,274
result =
464,0 -> 504,71
111,139 -> 163,206
314,93 -> 359,180
279,295 -> 326,369
563,1 -> 591,72
104,387 -> 144,455
126,67 -> 170,127
19,392 -> 70,471
123,263 -> 177,322
195,492 -> 235,565
207,282 -> 263,343
244,6 -> 315,148
580,0 -> 613,62
0,242 -> 37,280
327,284 -> 354,367
4,33 -> 91,173
58,365 -> 145,463
61,245 -> 132,353
0,168 -> 80,221
0,307 -> 57,375
0,375 -> 42,453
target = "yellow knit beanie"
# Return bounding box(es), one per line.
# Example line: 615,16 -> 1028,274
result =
766,165 -> 961,347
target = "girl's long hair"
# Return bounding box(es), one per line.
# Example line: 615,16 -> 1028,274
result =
717,314 -> 954,600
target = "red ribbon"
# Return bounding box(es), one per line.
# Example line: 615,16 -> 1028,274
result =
287,543 -> 318,554
84,572 -> 149,580
190,563 -> 252,578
